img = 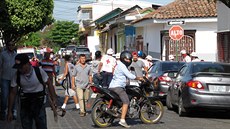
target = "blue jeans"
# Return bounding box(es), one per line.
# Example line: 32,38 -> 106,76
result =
93,73 -> 103,86
0,79 -> 17,119
20,94 -> 47,129
102,72 -> 113,88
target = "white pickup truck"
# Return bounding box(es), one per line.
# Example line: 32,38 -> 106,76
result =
17,47 -> 36,60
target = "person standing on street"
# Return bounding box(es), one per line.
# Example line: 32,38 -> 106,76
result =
91,51 -> 102,86
0,42 -> 17,120
129,51 -> 148,78
109,51 -> 144,128
7,54 -> 57,129
190,52 -> 201,62
168,54 -> 175,61
71,54 -> 93,117
98,48 -> 116,88
59,55 -> 80,110
180,49 -> 191,62
40,52 -> 57,96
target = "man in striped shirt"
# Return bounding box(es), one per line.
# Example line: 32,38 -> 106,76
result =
40,52 -> 57,95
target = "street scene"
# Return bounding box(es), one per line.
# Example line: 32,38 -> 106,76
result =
1,0 -> 230,129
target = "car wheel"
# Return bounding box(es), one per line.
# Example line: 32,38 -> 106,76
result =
166,94 -> 174,110
178,96 -> 186,117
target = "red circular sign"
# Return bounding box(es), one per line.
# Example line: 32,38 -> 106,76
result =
169,25 -> 184,40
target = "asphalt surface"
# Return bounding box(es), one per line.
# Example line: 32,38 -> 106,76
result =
1,86 -> 230,129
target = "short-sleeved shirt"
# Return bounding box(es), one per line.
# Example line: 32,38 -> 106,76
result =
101,55 -> 116,73
11,66 -> 48,93
40,59 -> 55,74
129,60 -> 145,77
91,60 -> 101,75
0,50 -> 17,80
72,64 -> 92,89
109,61 -> 136,88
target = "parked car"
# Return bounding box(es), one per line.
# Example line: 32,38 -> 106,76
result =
65,44 -> 77,55
148,61 -> 185,99
166,62 -> 230,117
17,47 -> 36,60
75,46 -> 92,62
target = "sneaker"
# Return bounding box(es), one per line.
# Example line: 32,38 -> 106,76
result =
119,121 -> 131,128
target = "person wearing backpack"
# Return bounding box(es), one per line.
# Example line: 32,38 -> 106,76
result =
7,54 -> 57,129
59,55 -> 80,110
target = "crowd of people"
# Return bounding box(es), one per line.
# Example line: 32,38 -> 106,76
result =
0,42 -> 204,128
168,49 -> 202,62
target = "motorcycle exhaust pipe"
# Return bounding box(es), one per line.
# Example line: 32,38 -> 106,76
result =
104,107 -> 119,117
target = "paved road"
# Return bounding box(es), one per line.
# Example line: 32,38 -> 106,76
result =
1,86 -> 230,129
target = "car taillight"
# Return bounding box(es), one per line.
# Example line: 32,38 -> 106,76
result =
158,76 -> 172,82
186,81 -> 204,89
90,86 -> 100,93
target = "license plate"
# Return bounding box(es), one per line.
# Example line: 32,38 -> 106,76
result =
91,93 -> 97,98
209,85 -> 226,92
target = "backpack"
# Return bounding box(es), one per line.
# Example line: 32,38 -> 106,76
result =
17,66 -> 46,94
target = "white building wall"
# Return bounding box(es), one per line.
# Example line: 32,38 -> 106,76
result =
140,21 -> 217,61
217,1 -> 230,31
144,24 -> 163,58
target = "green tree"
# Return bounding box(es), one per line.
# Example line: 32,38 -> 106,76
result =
18,32 -> 41,47
49,21 -> 79,47
0,0 -> 53,45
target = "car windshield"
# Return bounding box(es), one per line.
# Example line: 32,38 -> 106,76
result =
192,63 -> 230,73
66,46 -> 76,50
76,48 -> 90,52
162,62 -> 185,71
25,53 -> 35,59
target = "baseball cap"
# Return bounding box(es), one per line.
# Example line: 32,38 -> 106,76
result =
146,55 -> 153,61
13,54 -> 30,69
116,53 -> 120,59
190,52 -> 198,57
107,48 -> 114,55
132,51 -> 137,56
180,49 -> 186,54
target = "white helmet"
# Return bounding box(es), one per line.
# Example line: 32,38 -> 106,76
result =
169,55 -> 174,60
190,52 -> 198,57
107,48 -> 114,55
180,49 -> 186,54
116,53 -> 120,59
146,55 -> 153,61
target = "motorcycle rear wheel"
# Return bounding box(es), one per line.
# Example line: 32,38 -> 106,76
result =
91,100 -> 114,128
139,100 -> 164,124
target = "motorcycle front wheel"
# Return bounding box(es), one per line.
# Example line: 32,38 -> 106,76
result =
91,100 -> 114,128
139,100 -> 164,124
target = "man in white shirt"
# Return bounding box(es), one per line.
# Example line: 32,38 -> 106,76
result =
98,48 -> 116,88
180,49 -> 191,62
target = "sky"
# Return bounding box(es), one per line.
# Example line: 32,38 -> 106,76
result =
53,0 -> 174,23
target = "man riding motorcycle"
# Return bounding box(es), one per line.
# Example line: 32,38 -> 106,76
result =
108,51 -> 144,128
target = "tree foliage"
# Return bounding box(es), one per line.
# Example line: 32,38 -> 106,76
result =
0,0 -> 54,45
49,21 -> 79,47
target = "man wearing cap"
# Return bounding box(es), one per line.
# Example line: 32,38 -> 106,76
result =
98,48 -> 116,88
0,42 -> 17,120
7,54 -> 57,129
180,49 -> 191,62
145,55 -> 153,69
190,52 -> 200,62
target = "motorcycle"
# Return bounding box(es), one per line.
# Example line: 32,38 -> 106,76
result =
90,77 -> 164,127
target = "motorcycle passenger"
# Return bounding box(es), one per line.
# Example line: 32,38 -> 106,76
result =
109,51 -> 144,128
91,51 -> 103,86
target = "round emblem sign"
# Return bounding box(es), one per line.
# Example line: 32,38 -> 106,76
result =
169,25 -> 184,40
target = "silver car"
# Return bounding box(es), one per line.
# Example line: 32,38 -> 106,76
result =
166,62 -> 230,116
